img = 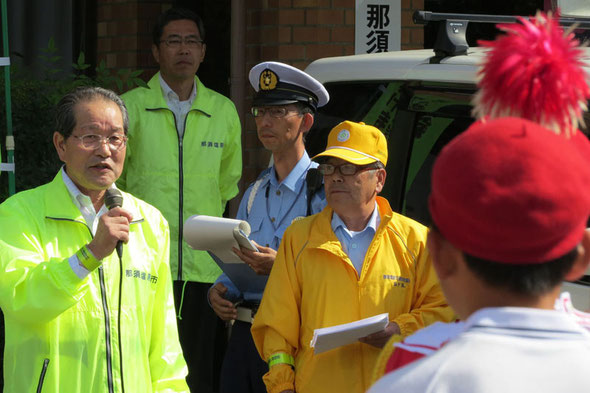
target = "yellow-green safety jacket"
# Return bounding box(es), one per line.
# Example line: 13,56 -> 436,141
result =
0,171 -> 189,393
251,197 -> 454,393
119,73 -> 242,283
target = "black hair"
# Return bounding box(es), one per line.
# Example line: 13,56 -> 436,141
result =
152,7 -> 206,46
463,249 -> 578,296
55,86 -> 128,138
429,223 -> 578,296
295,102 -> 315,115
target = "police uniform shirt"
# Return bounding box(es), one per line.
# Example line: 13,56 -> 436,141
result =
214,151 -> 326,303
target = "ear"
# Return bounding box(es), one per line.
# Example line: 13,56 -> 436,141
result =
564,229 -> 590,281
199,43 -> 207,62
53,132 -> 67,163
427,229 -> 459,280
299,112 -> 314,134
152,44 -> 160,64
374,168 -> 386,194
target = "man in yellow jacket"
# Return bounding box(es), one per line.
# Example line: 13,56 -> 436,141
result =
251,121 -> 453,393
0,87 -> 188,392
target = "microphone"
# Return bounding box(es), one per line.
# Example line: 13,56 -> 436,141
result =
104,188 -> 124,259
305,168 -> 323,216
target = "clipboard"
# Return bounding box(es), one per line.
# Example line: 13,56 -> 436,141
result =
207,251 -> 268,294
183,215 -> 267,293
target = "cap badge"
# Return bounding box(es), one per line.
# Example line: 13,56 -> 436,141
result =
337,129 -> 350,142
260,69 -> 278,91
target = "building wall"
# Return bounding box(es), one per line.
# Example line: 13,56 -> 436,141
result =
96,1 -> 171,73
95,0 -> 425,196
241,0 -> 424,186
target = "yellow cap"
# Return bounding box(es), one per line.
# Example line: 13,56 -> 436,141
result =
313,121 -> 388,166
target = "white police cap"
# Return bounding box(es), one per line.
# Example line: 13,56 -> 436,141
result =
249,61 -> 329,111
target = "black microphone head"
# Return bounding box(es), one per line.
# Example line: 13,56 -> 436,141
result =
306,167 -> 323,191
104,188 -> 123,210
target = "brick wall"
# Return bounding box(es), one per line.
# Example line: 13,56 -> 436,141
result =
94,0 -> 426,195
402,0 -> 425,49
242,0 -> 425,185
96,0 -> 172,84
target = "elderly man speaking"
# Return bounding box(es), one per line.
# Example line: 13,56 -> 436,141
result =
251,121 -> 452,393
0,87 -> 188,392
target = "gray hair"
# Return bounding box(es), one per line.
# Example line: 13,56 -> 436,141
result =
55,86 -> 129,138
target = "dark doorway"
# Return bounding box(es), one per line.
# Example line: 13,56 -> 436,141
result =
176,0 -> 232,98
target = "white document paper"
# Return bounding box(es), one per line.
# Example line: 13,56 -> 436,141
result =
183,215 -> 257,264
310,313 -> 389,354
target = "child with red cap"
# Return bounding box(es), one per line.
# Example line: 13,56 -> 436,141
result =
370,10 -> 590,385
368,115 -> 590,393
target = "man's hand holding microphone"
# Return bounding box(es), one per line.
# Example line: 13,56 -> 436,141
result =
87,189 -> 133,260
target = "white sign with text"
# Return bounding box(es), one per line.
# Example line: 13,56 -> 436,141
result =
355,0 -> 401,54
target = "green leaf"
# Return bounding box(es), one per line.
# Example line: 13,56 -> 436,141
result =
133,77 -> 148,88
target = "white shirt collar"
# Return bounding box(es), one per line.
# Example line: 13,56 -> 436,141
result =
61,166 -> 114,234
159,73 -> 196,104
332,202 -> 380,235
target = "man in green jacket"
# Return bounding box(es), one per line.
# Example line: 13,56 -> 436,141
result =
118,7 -> 242,392
0,87 -> 189,392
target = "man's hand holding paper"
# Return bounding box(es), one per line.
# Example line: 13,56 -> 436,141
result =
358,321 -> 401,348
233,241 -> 277,275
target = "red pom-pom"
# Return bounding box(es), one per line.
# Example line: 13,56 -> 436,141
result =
473,11 -> 590,137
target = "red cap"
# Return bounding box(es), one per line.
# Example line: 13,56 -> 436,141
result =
429,117 -> 590,264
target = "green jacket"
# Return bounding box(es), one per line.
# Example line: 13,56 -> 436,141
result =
0,171 -> 189,393
119,73 -> 242,283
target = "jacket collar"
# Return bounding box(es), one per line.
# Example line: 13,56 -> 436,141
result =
308,196 -> 393,252
44,170 -> 86,221
465,307 -> 590,338
44,169 -> 143,223
146,72 -> 212,117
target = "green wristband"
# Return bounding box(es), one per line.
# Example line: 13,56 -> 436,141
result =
268,352 -> 294,369
76,245 -> 101,271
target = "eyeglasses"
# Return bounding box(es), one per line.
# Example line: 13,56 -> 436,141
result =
160,36 -> 204,49
251,107 -> 302,119
72,134 -> 127,151
317,163 -> 380,176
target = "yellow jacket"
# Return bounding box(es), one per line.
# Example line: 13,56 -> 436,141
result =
0,172 -> 188,392
251,197 -> 453,393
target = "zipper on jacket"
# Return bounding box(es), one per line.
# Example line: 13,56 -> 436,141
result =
146,106 -> 209,281
36,358 -> 50,393
99,266 -> 115,393
177,134 -> 184,281
176,114 -> 184,281
47,217 -> 117,392
176,109 -> 204,280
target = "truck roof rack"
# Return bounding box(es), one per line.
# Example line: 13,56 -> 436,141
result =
413,11 -> 590,58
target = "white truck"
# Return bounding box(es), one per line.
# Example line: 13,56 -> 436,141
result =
305,11 -> 590,309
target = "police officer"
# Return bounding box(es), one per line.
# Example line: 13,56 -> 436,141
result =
208,61 -> 329,393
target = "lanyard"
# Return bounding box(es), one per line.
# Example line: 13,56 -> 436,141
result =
264,163 -> 311,230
